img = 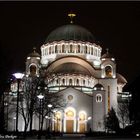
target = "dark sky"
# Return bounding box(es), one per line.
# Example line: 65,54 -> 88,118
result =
0,1 -> 140,86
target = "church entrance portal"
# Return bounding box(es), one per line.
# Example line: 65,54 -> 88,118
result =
79,111 -> 86,133
53,107 -> 88,133
66,120 -> 74,133
65,107 -> 75,133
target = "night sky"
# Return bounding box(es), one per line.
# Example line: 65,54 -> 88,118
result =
0,1 -> 140,87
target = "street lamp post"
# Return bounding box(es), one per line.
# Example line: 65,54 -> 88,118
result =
48,104 -> 52,132
13,73 -> 24,133
45,115 -> 49,131
37,94 -> 44,132
4,102 -> 8,131
13,117 -> 16,131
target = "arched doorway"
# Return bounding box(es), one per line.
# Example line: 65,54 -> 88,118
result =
64,107 -> 76,133
78,111 -> 87,133
54,111 -> 62,132
29,64 -> 37,76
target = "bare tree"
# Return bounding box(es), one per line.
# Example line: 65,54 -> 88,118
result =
117,100 -> 130,129
105,107 -> 120,133
36,89 -> 66,133
0,83 -> 10,133
35,72 -> 67,133
18,75 -> 39,135
2,89 -> 17,132
18,71 -> 66,136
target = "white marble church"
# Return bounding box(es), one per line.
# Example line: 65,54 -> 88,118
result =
8,15 -> 128,133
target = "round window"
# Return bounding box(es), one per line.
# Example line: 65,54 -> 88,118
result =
68,95 -> 73,101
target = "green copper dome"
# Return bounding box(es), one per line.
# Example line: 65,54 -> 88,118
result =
45,24 -> 95,43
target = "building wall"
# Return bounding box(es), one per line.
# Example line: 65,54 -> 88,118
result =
60,87 -> 93,132
100,78 -> 118,113
92,90 -> 106,131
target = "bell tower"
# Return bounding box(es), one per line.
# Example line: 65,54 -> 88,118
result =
101,48 -> 116,79
25,48 -> 40,77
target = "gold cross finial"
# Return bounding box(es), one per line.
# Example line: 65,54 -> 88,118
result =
68,12 -> 76,24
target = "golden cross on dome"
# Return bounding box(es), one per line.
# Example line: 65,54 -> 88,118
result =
68,12 -> 76,24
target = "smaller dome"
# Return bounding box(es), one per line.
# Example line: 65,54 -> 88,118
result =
101,48 -> 114,59
117,73 -> 127,84
94,83 -> 104,90
27,48 -> 40,58
102,53 -> 114,59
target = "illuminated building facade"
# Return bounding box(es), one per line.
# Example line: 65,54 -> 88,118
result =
8,17 -> 128,133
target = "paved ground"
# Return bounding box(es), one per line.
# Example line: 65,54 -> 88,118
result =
52,137 -> 140,140
87,138 -> 139,140
49,138 -> 139,140
21,136 -> 140,140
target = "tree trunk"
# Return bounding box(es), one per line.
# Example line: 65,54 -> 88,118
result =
30,112 -> 33,132
23,120 -> 28,138
41,117 -> 44,131
29,96 -> 34,132
40,115 -> 44,136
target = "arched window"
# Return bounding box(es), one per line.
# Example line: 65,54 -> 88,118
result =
83,80 -> 85,86
56,79 -> 59,85
96,94 -> 102,102
70,45 -> 73,53
62,79 -> 65,85
55,45 -> 58,53
30,65 -> 37,75
76,79 -> 79,85
105,66 -> 113,77
85,45 -> 87,54
78,45 -> 80,53
69,79 -> 72,85
49,47 -> 51,54
91,47 -> 93,55
62,44 -> 65,53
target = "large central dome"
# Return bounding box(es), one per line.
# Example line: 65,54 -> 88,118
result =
45,24 -> 95,43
